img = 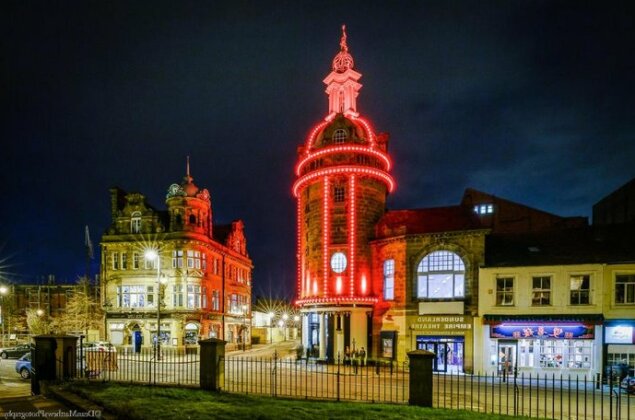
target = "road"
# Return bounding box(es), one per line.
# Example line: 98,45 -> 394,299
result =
0,358 -> 31,399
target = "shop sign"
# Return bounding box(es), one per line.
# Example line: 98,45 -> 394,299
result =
605,325 -> 635,344
410,316 -> 472,335
491,324 -> 594,339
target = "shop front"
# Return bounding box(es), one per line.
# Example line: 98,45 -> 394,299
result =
486,320 -> 601,377
410,315 -> 473,373
603,320 -> 635,378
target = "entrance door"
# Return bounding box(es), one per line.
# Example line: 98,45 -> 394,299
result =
498,341 -> 516,376
133,330 -> 142,353
418,341 -> 447,372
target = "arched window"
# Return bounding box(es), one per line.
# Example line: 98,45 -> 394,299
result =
131,212 -> 142,233
333,129 -> 347,144
416,251 -> 465,299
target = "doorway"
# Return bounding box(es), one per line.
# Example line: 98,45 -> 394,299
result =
498,341 -> 516,376
417,336 -> 464,373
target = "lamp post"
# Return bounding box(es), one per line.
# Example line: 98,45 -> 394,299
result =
268,311 -> 274,344
241,304 -> 248,351
0,286 -> 7,346
282,313 -> 289,341
145,249 -> 166,360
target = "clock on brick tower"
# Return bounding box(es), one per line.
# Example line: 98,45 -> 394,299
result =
293,26 -> 395,361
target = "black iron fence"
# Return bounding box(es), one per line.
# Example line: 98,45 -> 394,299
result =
222,353 -> 409,404
432,371 -> 633,420
61,342 -> 200,386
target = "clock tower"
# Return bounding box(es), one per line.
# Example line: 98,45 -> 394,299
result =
294,26 -> 395,360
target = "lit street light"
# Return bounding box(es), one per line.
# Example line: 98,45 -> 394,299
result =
145,249 -> 167,360
0,285 -> 7,346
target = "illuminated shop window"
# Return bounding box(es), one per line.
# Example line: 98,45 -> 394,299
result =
496,277 -> 514,306
333,129 -> 347,144
330,252 -> 347,273
383,259 -> 395,300
570,274 -> 590,305
416,251 -> 465,299
474,204 -> 494,215
615,274 -> 635,304
532,276 -> 551,306
334,185 -> 345,202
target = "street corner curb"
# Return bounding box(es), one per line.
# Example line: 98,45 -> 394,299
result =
45,385 -> 119,420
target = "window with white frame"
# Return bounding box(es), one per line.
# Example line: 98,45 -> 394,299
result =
333,129 -> 347,144
145,255 -> 157,269
173,285 -> 184,307
416,251 -> 465,299
202,253 -> 207,270
118,285 -> 149,308
496,277 -> 514,306
133,252 -> 140,269
187,250 -> 201,269
229,294 -> 248,314
112,252 -> 119,270
383,259 -> 395,300
532,276 -> 551,306
172,250 -> 183,268
570,274 -> 590,305
187,284 -> 202,308
121,252 -> 128,270
212,290 -> 220,311
131,211 -> 142,233
615,274 -> 635,304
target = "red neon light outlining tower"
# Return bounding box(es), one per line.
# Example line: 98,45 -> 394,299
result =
294,26 -> 394,360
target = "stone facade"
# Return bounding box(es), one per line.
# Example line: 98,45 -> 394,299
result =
101,166 -> 252,351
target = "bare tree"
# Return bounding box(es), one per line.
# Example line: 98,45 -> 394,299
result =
54,277 -> 103,336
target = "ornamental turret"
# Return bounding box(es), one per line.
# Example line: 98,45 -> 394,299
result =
166,156 -> 212,236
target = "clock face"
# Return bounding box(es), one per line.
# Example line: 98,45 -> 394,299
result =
330,252 -> 347,273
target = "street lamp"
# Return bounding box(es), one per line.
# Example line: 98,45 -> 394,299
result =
241,304 -> 248,351
282,313 -> 289,341
268,311 -> 274,344
145,249 -> 167,360
0,285 -> 7,346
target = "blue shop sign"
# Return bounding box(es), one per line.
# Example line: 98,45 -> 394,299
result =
491,324 -> 594,339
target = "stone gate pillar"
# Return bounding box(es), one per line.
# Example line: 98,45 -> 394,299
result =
407,349 -> 435,407
199,338 -> 226,391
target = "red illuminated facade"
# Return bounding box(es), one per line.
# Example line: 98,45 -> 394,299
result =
294,26 -> 394,360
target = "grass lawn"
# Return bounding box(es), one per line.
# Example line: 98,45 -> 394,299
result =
63,382 -> 536,420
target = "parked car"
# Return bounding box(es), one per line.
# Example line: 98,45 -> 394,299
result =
15,353 -> 33,379
82,341 -> 117,353
622,375 -> 635,395
0,344 -> 33,359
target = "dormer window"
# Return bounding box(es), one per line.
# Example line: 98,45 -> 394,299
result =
333,129 -> 347,144
474,204 -> 494,215
131,212 -> 142,233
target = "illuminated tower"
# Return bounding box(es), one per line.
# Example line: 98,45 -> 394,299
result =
294,26 -> 395,360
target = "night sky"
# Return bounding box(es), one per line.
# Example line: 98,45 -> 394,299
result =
2,1 -> 634,298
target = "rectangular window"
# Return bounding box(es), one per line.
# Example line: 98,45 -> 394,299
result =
146,285 -> 154,306
213,258 -> 218,275
172,250 -> 183,268
383,259 -> 395,300
202,253 -> 207,271
496,277 -> 514,306
187,284 -> 201,309
173,285 -> 183,307
333,185 -> 345,203
119,285 -> 147,308
212,290 -> 220,311
615,274 -> 635,304
112,252 -> 119,270
133,253 -> 140,269
532,276 -> 551,306
145,257 -> 157,270
202,287 -> 207,308
570,274 -> 590,305
121,253 -> 128,270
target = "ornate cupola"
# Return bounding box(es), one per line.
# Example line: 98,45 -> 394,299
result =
166,157 -> 212,236
294,26 -> 395,307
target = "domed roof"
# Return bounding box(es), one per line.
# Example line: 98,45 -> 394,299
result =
166,157 -> 205,199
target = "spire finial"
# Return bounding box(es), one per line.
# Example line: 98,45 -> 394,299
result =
184,155 -> 193,184
332,24 -> 354,73
340,24 -> 348,52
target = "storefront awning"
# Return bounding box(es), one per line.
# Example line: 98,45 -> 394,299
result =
483,314 -> 603,325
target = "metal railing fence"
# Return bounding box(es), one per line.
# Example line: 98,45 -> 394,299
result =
222,353 -> 410,404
